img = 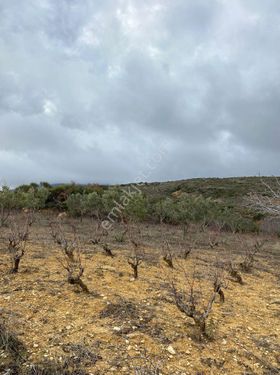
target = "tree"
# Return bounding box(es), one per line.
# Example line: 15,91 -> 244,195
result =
66,193 -> 84,217
102,188 -> 121,212
176,194 -> 219,226
125,194 -> 148,222
20,187 -> 49,210
66,192 -> 103,220
84,192 -> 102,220
154,197 -> 179,224
102,187 -> 124,222
0,186 -> 17,227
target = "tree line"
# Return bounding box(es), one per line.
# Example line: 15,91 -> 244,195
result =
0,182 -> 260,232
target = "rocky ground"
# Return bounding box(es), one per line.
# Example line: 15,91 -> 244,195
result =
0,215 -> 279,374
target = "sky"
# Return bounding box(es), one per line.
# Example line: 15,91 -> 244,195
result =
0,0 -> 280,186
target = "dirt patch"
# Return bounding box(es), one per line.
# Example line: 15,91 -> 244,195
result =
0,214 -> 279,374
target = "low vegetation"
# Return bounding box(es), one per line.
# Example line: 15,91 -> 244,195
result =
6,176 -> 279,233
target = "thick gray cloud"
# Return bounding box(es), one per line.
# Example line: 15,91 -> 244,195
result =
0,0 -> 280,186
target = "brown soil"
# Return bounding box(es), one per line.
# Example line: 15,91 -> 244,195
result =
0,215 -> 279,374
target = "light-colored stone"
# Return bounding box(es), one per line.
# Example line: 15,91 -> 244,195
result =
113,326 -> 121,332
166,345 -> 176,355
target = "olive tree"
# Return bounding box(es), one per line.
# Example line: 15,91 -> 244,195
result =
66,192 -> 103,221
125,194 -> 148,222
66,193 -> 85,218
154,198 -> 178,224
102,188 -> 121,212
177,194 -> 218,226
86,192 -> 102,220
19,187 -> 49,210
0,186 -> 18,227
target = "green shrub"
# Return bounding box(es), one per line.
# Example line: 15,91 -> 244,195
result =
0,186 -> 18,226
125,194 -> 148,221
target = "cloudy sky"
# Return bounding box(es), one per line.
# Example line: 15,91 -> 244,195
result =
0,0 -> 280,186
